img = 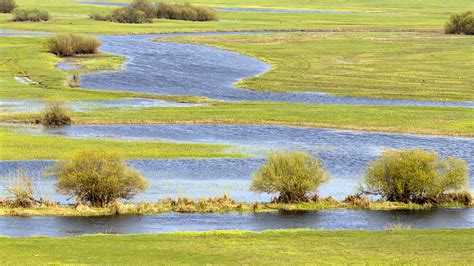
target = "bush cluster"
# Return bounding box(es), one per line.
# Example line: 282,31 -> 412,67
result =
90,0 -> 218,23
52,149 -> 148,207
12,8 -> 49,22
0,0 -> 16,13
41,100 -> 71,127
251,151 -> 330,203
157,3 -> 218,21
47,33 -> 101,57
445,11 -> 474,35
363,149 -> 469,204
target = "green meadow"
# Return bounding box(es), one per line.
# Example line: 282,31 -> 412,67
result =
1,229 -> 473,264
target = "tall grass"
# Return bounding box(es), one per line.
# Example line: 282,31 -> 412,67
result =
47,33 -> 101,57
0,0 -> 16,13
157,3 -> 218,21
12,8 -> 49,22
2,170 -> 37,208
41,100 -> 71,127
445,11 -> 474,35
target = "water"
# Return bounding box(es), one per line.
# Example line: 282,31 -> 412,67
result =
3,124 -> 473,202
1,208 -> 473,237
0,99 -> 204,113
78,33 -> 474,108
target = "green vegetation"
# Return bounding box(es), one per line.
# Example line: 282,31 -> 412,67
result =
157,3 -> 218,22
251,151 -> 329,203
41,100 -> 71,127
363,149 -> 471,204
0,0 -> 15,13
53,149 -> 148,207
0,128 -> 242,160
12,7 -> 48,21
168,32 -> 474,102
445,11 -> 474,35
0,229 -> 473,264
110,6 -> 151,23
47,33 -> 101,57
130,0 -> 156,18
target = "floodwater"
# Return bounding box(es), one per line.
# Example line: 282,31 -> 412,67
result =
1,208 -> 473,237
0,99 -> 203,113
4,124 -> 473,202
77,33 -> 474,108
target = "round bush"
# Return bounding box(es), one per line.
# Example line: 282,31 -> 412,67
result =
130,0 -> 156,18
445,11 -> 474,35
250,151 -> 330,203
156,3 -> 218,21
12,8 -> 50,22
53,149 -> 148,207
41,100 -> 71,127
111,6 -> 151,23
47,33 -> 101,57
0,0 -> 16,13
363,149 -> 469,204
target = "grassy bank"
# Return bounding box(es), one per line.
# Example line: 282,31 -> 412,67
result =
0,229 -> 473,264
4,102 -> 471,137
1,196 -> 471,217
0,128 -> 242,160
166,32 -> 474,102
0,0 -> 473,34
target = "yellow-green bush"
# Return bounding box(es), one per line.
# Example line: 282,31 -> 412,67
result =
110,6 -> 151,23
130,0 -> 156,18
41,100 -> 71,127
52,149 -> 148,207
445,11 -> 474,35
251,151 -> 330,203
157,3 -> 218,21
47,33 -> 101,57
363,149 -> 470,204
0,0 -> 16,13
12,8 -> 49,22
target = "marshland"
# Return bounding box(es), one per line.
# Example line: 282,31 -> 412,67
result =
0,0 -> 473,264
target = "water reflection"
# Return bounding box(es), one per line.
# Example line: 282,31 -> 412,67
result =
0,208 -> 472,237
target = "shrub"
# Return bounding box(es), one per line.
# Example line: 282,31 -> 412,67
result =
130,0 -> 156,18
445,11 -> 474,35
89,12 -> 111,21
12,8 -> 49,22
250,151 -> 330,203
52,149 -> 148,207
156,3 -> 218,21
363,149 -> 469,204
41,100 -> 71,127
47,33 -> 101,57
111,6 -> 151,23
0,0 -> 16,13
3,170 -> 37,208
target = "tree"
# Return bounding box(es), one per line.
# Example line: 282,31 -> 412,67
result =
53,149 -> 148,207
250,151 -> 330,203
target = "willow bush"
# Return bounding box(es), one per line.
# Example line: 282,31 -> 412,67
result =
251,151 -> 330,203
0,0 -> 16,13
445,11 -> 474,35
363,149 -> 470,204
41,100 -> 71,127
156,3 -> 218,21
52,149 -> 148,207
12,8 -> 49,22
47,33 -> 101,57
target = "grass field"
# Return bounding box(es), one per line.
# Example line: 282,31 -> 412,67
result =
167,32 -> 474,102
0,229 -> 473,264
0,0 -> 473,34
0,128 -> 242,160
